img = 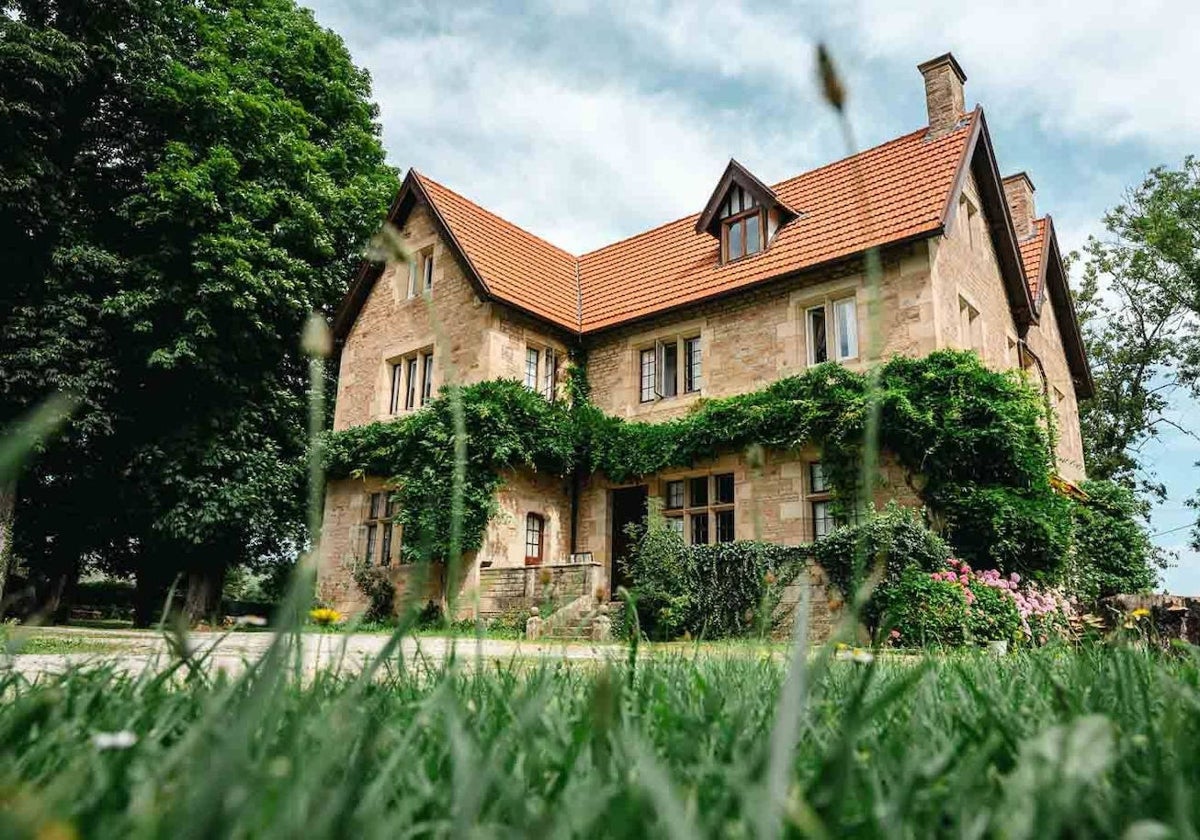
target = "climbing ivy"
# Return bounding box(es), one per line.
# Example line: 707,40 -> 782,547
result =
324,350 -> 1074,578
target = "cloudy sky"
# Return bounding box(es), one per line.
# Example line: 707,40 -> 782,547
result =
304,0 -> 1200,589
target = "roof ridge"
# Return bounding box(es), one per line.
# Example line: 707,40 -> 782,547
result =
413,171 -> 580,262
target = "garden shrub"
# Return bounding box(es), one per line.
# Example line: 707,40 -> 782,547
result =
622,502 -> 808,639
878,566 -> 968,647
811,505 -> 951,625
350,560 -> 395,623
965,578 -> 1022,643
1068,479 -> 1163,603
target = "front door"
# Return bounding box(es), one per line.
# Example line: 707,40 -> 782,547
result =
609,485 -> 648,598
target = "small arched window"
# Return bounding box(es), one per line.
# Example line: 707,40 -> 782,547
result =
525,513 -> 545,566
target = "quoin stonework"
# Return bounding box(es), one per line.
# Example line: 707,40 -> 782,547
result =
317,52 -> 1093,628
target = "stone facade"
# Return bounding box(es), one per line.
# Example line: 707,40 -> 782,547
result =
316,60 -> 1091,629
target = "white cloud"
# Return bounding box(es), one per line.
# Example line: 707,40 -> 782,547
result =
308,5 -> 838,253
842,0 -> 1200,149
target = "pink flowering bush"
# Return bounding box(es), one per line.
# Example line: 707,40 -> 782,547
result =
924,558 -> 1074,645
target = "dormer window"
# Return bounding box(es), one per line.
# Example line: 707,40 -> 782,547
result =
719,185 -> 763,261
695,159 -> 799,265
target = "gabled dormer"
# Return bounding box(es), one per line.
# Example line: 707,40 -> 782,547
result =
695,159 -> 799,264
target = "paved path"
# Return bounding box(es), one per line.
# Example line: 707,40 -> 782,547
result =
3,626 -> 636,681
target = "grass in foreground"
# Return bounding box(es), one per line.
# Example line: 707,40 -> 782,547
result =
2,640 -> 1199,838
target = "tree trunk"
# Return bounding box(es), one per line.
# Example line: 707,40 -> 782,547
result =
184,562 -> 226,626
133,561 -> 174,628
0,481 -> 14,608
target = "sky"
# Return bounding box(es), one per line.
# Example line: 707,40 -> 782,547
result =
303,0 -> 1200,590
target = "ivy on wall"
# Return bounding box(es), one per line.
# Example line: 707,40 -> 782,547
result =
324,350 -> 1073,579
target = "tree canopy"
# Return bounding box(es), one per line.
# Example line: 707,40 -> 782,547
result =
0,0 -> 396,619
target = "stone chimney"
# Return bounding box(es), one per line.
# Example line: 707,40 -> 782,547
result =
917,53 -> 967,137
1002,172 -> 1037,240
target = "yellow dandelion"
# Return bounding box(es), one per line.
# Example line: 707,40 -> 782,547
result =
1131,607 -> 1151,619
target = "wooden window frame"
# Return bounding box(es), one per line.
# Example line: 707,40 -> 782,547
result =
364,491 -> 398,565
524,512 -> 545,566
722,208 -> 765,263
661,472 -> 734,546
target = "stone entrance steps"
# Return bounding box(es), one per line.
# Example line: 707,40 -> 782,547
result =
530,599 -> 625,642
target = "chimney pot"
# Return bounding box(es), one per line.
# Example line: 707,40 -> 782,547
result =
918,53 -> 967,137
1002,172 -> 1037,240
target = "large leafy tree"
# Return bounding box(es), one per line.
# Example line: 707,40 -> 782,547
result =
1073,157 -> 1200,561
1,0 -> 395,620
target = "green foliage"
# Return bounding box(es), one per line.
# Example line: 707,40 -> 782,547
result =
966,580 -> 1022,643
349,561 -> 395,624
325,379 -> 574,562
880,566 -> 968,647
1069,479 -> 1165,602
0,0 -> 396,615
811,505 -> 952,613
621,502 -> 808,639
328,351 -> 1071,581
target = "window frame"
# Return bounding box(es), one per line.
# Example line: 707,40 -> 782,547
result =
958,295 -> 982,354
833,297 -> 859,361
421,352 -> 434,405
805,296 -> 859,366
525,347 -> 540,391
640,334 -> 702,403
524,512 -> 545,566
389,362 -> 404,415
363,491 -> 398,565
661,472 -> 734,546
541,347 -> 558,401
806,305 -> 829,365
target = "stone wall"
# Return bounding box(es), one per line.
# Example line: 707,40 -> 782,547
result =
477,562 -> 601,617
1101,594 -> 1200,646
582,241 -> 934,421
1025,286 -> 1086,482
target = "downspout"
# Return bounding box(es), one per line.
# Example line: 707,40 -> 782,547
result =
569,259 -> 584,556
1018,338 -> 1058,467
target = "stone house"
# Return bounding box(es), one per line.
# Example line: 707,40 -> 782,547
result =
316,53 -> 1093,622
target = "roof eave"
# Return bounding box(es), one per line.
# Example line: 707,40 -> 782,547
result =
1041,217 -> 1095,400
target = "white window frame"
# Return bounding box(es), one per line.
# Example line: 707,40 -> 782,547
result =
833,297 -> 859,361
421,352 -> 434,405
642,334 -> 700,403
390,346 -> 434,415
804,297 -> 858,366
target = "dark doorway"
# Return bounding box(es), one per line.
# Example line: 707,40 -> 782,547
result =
609,485 -> 648,597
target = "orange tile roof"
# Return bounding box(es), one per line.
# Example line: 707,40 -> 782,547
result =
1018,217 -> 1048,302
415,172 -> 579,330
410,112 -> 979,334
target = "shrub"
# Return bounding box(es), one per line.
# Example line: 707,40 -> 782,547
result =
879,567 -> 968,647
811,505 -> 951,626
1069,479 -> 1164,604
350,560 -> 395,623
620,502 -> 692,640
622,502 -> 808,639
939,485 -> 1073,584
966,578 -> 1022,642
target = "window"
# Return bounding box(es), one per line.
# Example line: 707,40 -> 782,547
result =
715,509 -> 735,543
959,296 -> 982,353
806,298 -> 858,364
660,341 -> 678,398
421,352 -> 434,405
960,195 -> 979,249
390,348 -> 434,414
640,335 -> 702,403
810,462 -> 830,494
404,357 -> 419,410
542,348 -> 558,400
812,500 -> 837,540
684,336 -> 702,393
423,251 -> 434,291
407,261 -> 419,298
719,184 -> 763,262
663,472 -> 734,545
639,348 -> 656,403
525,513 -> 544,565
389,362 -> 404,415
806,306 -> 828,365
525,347 -> 540,390
363,491 -> 397,565
833,298 -> 858,360
665,480 -> 685,510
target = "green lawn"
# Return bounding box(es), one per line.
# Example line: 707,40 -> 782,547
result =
2,633 -> 1198,838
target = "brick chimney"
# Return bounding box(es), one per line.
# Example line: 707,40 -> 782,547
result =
917,53 -> 967,137
1002,172 -> 1037,240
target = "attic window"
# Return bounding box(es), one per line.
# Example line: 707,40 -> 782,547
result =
719,185 -> 763,262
